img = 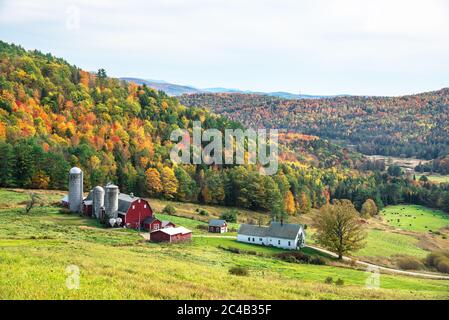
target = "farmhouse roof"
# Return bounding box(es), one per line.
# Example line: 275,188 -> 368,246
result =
238,224 -> 268,237
268,222 -> 302,240
209,219 -> 227,227
238,222 -> 303,240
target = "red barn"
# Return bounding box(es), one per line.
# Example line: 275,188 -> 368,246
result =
117,194 -> 154,229
150,227 -> 192,243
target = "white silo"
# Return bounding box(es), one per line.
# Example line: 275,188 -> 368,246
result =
105,184 -> 119,219
93,186 -> 105,219
68,167 -> 83,213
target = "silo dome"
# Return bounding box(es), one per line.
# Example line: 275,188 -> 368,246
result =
69,167 -> 82,174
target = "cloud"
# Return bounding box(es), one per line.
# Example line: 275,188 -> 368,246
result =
0,0 -> 448,95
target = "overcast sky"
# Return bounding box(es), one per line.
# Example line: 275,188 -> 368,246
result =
0,0 -> 448,96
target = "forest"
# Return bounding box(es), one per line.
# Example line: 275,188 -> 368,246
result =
1,40 -> 449,220
179,91 -> 449,161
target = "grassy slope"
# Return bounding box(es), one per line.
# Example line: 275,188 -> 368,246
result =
381,205 -> 449,233
0,189 -> 449,299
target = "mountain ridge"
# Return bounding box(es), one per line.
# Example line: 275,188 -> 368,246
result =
119,77 -> 339,99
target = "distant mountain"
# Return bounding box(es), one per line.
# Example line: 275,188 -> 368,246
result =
120,77 -> 336,99
120,77 -> 201,95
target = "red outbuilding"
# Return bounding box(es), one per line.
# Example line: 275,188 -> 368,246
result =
82,200 -> 93,216
150,227 -> 192,243
143,216 -> 162,232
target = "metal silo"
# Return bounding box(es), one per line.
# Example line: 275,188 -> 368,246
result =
105,184 -> 119,219
93,186 -> 105,219
68,167 -> 83,213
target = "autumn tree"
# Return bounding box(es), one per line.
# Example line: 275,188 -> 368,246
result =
361,199 -> 378,217
314,199 -> 367,259
161,166 -> 178,199
284,190 -> 296,215
297,191 -> 311,215
145,168 -> 162,197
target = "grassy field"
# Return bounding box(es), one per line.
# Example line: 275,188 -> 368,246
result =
353,230 -> 428,258
416,174 -> 449,184
0,189 -> 449,299
381,205 -> 449,233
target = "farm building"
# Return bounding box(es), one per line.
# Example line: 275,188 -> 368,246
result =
81,189 -> 155,229
162,221 -> 176,228
208,219 -> 228,233
150,226 -> 192,243
61,195 -> 69,208
62,167 -> 176,230
143,216 -> 162,232
237,221 -> 306,250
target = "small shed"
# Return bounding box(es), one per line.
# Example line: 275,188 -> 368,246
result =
208,219 -> 228,233
82,200 -> 93,216
150,226 -> 192,243
61,195 -> 69,208
162,221 -> 176,229
143,216 -> 162,232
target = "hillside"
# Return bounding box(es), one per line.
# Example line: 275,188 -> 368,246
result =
179,90 -> 449,160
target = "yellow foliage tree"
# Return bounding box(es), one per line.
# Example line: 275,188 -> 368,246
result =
284,191 -> 296,215
31,170 -> 50,189
145,168 -> 163,196
161,166 -> 178,199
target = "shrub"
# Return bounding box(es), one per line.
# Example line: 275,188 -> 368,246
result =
335,278 -> 344,286
196,224 -> 208,231
396,256 -> 425,270
436,259 -> 449,274
309,256 -> 326,266
198,209 -> 209,216
229,266 -> 248,276
162,205 -> 176,215
324,277 -> 333,284
275,252 -> 310,264
425,251 -> 449,273
220,209 -> 238,223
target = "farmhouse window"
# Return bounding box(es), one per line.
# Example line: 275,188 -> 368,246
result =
259,238 -> 262,241
278,240 -> 281,245
252,238 -> 255,242
248,237 -> 251,241
288,241 -> 291,246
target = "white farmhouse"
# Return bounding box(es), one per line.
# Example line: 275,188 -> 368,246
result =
237,222 -> 305,250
